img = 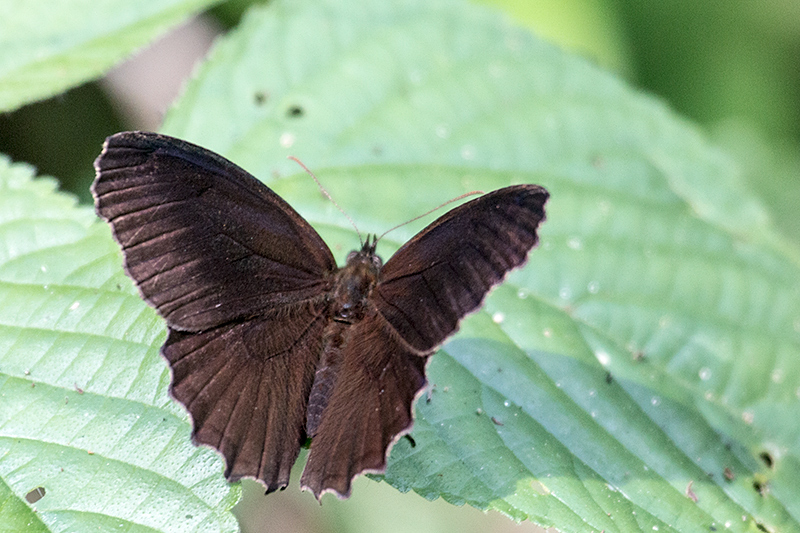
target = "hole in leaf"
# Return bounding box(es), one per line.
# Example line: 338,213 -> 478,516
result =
286,105 -> 304,118
759,451 -> 774,469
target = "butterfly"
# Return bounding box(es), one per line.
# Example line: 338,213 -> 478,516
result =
92,131 -> 548,499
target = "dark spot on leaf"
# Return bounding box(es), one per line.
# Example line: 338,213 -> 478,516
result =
756,523 -> 768,532
25,487 -> 45,504
491,417 -> 504,426
633,351 -> 645,362
605,372 -> 613,384
254,91 -> 267,105
287,105 -> 304,118
753,479 -> 768,496
405,435 -> 416,447
723,467 -> 734,481
759,451 -> 774,469
709,526 -> 717,531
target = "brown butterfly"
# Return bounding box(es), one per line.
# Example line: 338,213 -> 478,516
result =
92,131 -> 548,499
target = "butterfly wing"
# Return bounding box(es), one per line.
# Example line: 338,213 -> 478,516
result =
375,184 -> 549,352
300,310 -> 427,498
92,131 -> 336,331
93,131 -> 337,490
164,301 -> 326,492
301,184 -> 548,499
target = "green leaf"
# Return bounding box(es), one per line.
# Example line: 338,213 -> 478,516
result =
159,0 -> 800,531
0,0 -> 221,112
711,120 -> 800,248
0,157 -> 239,532
4,0 -> 800,532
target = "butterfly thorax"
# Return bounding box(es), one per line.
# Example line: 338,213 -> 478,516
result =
329,237 -> 383,323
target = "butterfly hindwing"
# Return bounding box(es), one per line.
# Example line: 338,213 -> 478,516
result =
163,300 -> 327,492
300,310 -> 427,498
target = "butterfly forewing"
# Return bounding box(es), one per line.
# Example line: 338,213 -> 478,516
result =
93,132 -> 336,331
375,184 -> 548,352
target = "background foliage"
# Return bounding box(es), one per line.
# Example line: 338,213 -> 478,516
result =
1,1 -> 799,533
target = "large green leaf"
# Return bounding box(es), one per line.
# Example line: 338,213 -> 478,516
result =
0,0 -> 221,112
2,0 -> 799,532
161,0 -> 800,531
0,157 -> 240,531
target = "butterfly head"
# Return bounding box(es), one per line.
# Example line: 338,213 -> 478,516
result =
346,234 -> 381,269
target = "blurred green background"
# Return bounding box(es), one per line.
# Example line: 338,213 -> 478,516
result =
1,1 -> 798,532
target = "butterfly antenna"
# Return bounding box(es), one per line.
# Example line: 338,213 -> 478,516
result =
377,190 -> 483,242
287,156 -> 363,246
